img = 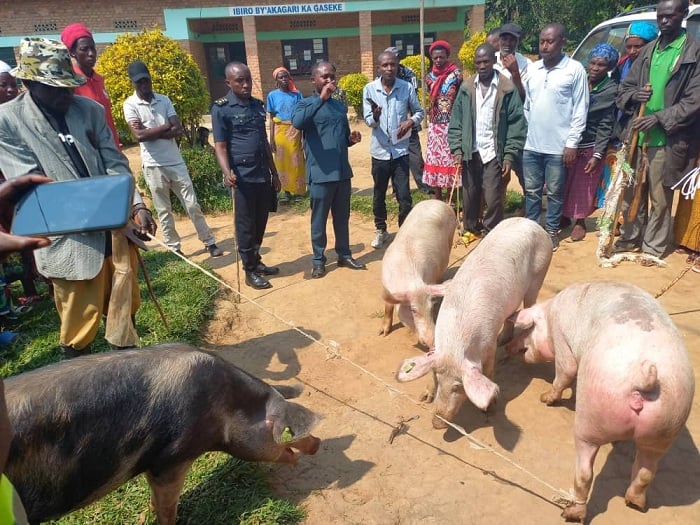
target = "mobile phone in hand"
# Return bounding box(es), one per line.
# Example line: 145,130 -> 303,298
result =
11,175 -> 134,236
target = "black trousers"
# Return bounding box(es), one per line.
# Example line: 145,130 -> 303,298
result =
234,181 -> 271,271
309,179 -> 351,265
372,155 -> 412,231
463,153 -> 504,234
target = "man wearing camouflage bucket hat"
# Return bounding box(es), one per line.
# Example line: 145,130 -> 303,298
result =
0,37 -> 157,358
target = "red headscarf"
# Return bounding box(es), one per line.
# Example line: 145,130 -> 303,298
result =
428,40 -> 457,100
61,23 -> 93,51
272,66 -> 297,93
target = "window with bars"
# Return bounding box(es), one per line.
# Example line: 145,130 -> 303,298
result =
290,20 -> 316,29
34,22 -> 57,33
114,20 -> 138,30
212,22 -> 240,32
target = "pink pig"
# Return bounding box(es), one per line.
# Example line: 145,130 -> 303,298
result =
505,281 -> 695,523
380,200 -> 457,349
396,217 -> 552,426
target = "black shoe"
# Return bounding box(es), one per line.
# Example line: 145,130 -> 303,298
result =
110,344 -> 137,351
311,264 -> 326,279
337,256 -> 367,270
256,263 -> 280,275
245,271 -> 272,289
207,244 -> 223,257
60,345 -> 85,359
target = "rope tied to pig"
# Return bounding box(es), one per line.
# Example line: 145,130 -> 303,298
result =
146,233 -> 576,509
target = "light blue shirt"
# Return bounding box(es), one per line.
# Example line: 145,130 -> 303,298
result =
524,53 -> 589,154
363,77 -> 424,161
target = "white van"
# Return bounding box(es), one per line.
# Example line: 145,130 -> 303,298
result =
571,4 -> 700,64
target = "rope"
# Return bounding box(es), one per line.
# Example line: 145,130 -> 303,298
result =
671,166 -> 700,200
145,232 -> 574,508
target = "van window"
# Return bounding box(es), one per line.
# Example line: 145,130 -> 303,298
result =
572,22 -> 658,64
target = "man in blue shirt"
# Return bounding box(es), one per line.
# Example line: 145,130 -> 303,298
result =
363,51 -> 425,249
292,62 -> 365,279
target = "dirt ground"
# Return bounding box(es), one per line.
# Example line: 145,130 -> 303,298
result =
125,123 -> 700,525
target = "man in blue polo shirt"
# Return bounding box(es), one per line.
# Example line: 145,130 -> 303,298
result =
363,51 -> 425,249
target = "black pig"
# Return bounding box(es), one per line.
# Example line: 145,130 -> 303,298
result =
4,343 -> 320,524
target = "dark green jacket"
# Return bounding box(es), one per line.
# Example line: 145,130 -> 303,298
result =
447,72 -> 526,166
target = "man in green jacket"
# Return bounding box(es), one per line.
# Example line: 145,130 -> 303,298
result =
448,43 -> 526,236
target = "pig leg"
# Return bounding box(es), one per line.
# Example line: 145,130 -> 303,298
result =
522,271 -> 546,308
379,303 -> 395,336
561,437 -> 600,523
541,345 -> 577,405
419,369 -> 437,403
624,441 -> 669,512
146,460 -> 194,525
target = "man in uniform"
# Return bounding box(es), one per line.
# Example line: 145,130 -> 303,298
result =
211,62 -> 281,289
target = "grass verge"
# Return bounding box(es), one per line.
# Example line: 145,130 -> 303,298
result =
1,250 -> 305,524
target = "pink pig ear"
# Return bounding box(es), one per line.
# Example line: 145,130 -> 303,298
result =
426,280 -> 451,297
461,367 -> 499,411
396,352 -> 435,382
508,309 -> 535,330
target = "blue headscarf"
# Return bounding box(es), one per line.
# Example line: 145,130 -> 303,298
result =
589,43 -> 619,67
627,21 -> 658,43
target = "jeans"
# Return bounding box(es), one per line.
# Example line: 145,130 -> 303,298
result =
522,151 -> 566,233
372,155 -> 412,231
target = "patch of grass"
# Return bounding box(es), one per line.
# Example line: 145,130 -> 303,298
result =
504,189 -> 525,214
2,251 -> 304,525
350,189 -> 432,220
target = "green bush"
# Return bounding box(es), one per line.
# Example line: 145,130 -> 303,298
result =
400,55 -> 429,107
97,28 -> 210,146
337,72 -> 369,118
137,146 -> 231,216
458,31 -> 487,75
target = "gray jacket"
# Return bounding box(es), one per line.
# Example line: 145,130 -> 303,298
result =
0,92 -> 140,280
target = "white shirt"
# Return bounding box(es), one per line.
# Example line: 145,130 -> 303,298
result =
524,53 -> 589,154
494,51 -> 531,84
473,71 -> 499,164
123,92 -> 183,167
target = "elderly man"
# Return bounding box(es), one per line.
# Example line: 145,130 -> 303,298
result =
364,50 -> 425,248
495,23 -> 531,103
523,23 -> 589,251
0,38 -> 157,357
615,0 -> 700,264
124,60 -> 222,258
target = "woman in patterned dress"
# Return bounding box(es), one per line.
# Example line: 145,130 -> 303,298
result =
423,40 -> 462,201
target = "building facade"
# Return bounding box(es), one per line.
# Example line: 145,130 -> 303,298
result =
0,0 -> 484,101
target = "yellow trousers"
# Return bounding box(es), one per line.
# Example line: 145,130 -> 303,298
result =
52,239 -> 140,350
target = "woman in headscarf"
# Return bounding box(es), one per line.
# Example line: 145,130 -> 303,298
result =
423,40 -> 462,201
596,21 -> 658,210
267,67 -> 306,202
562,43 -> 619,242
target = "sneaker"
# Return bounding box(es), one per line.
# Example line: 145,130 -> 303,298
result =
371,230 -> 389,249
207,244 -> 223,257
548,231 -> 559,252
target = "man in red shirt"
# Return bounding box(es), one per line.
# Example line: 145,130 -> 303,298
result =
60,23 -> 120,148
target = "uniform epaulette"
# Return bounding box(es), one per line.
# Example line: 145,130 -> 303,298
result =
213,97 -> 228,106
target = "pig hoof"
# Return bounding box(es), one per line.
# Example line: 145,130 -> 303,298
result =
540,391 -> 559,405
431,414 -> 448,429
561,503 -> 586,522
419,389 -> 435,403
624,491 -> 648,513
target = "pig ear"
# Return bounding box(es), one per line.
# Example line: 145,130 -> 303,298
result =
267,401 -> 321,444
272,384 -> 303,399
508,309 -> 535,330
425,280 -> 452,297
396,352 -> 435,382
461,367 -> 499,411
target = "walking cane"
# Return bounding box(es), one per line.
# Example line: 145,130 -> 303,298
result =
229,172 -> 241,304
625,83 -> 653,224
603,89 -> 650,256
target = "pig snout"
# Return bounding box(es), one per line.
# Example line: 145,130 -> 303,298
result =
276,434 -> 321,463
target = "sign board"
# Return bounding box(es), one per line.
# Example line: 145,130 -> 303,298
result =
230,3 -> 346,16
